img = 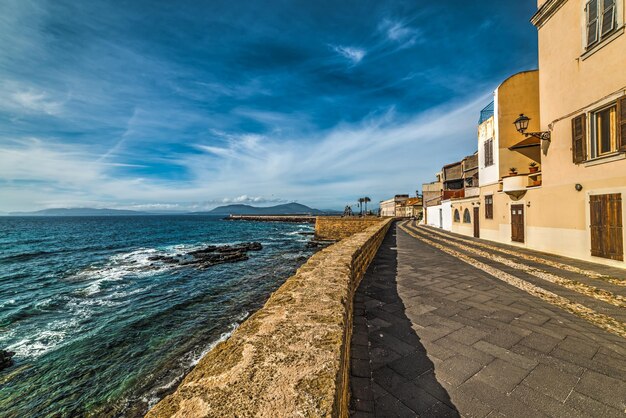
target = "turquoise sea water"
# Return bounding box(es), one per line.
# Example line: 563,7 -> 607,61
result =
0,216 -> 314,417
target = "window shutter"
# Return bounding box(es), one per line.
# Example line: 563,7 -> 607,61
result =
601,0 -> 616,36
587,0 -> 599,45
572,114 -> 587,163
618,96 -> 626,151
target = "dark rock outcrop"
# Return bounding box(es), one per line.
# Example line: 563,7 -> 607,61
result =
148,242 -> 262,269
0,350 -> 15,371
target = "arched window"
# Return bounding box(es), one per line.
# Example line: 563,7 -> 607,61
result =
463,208 -> 471,223
453,209 -> 460,222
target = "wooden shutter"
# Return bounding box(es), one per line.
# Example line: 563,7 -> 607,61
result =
587,0 -> 599,45
618,96 -> 626,151
572,114 -> 587,164
590,194 -> 624,261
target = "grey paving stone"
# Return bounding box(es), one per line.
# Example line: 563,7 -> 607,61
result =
388,351 -> 433,380
436,355 -> 485,387
510,382 -> 588,418
433,334 -> 495,365
482,328 -> 526,349
446,326 -> 489,345
351,358 -> 371,379
447,389 -> 493,418
564,391 -> 624,418
467,358 -> 530,393
374,393 -> 417,418
518,332 -> 563,354
574,370 -> 626,411
555,336 -> 599,359
473,340 -> 538,370
350,224 -> 626,417
509,344 -> 586,377
350,376 -> 374,401
521,364 -> 579,402
458,378 -> 549,418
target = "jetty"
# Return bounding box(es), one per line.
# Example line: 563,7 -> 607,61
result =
225,214 -> 316,223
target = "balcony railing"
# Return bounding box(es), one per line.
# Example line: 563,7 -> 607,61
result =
442,189 -> 465,200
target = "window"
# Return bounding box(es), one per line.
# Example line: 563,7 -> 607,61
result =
572,96 -> 626,163
592,105 -> 616,156
485,195 -> 493,219
586,0 -> 617,48
463,209 -> 471,224
453,209 -> 460,223
484,138 -> 494,167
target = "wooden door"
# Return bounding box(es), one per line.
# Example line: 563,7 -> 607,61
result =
590,194 -> 624,261
473,207 -> 480,238
511,204 -> 524,243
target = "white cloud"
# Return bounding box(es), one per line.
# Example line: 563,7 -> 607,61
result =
331,45 -> 366,64
0,93 -> 489,212
11,90 -> 65,115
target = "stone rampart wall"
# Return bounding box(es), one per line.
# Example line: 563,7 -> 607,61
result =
146,218 -> 393,418
314,216 -> 385,240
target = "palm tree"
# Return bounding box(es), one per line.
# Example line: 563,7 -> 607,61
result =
363,197 -> 371,215
357,198 -> 364,216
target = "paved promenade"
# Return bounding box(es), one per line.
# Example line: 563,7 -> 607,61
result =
350,221 -> 626,417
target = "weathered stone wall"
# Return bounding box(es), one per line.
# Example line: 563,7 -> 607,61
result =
314,216 -> 385,241
146,218 -> 393,418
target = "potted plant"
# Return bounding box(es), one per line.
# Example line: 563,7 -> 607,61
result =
509,167 -> 518,176
529,162 -> 539,173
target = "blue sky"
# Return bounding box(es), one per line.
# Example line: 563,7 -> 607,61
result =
0,0 -> 538,212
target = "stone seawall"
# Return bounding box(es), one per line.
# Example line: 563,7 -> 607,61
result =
146,218 -> 393,418
314,216 -> 385,241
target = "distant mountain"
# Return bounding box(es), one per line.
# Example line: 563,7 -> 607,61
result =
9,208 -> 151,216
202,203 -> 327,216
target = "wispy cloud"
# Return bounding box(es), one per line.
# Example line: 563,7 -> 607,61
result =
378,19 -> 422,49
10,90 -> 65,116
331,45 -> 366,64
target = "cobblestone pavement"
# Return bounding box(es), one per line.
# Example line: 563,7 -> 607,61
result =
349,222 -> 626,417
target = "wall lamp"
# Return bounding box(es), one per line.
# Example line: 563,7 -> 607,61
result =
575,183 -> 583,191
514,114 -> 551,142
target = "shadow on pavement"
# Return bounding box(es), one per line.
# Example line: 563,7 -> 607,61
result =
350,224 -> 460,417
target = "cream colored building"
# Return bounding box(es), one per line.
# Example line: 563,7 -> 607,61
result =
524,0 -> 626,266
460,1 -> 626,267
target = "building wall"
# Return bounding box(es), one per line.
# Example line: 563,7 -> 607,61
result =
478,116 -> 499,186
426,204 -> 443,228
450,198 -> 479,237
528,0 -> 626,266
441,200 -> 453,231
496,70 -> 541,176
379,199 -> 395,217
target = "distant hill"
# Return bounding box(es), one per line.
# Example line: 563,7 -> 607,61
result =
202,203 -> 328,216
9,208 -> 151,216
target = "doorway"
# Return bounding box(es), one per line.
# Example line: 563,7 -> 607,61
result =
590,193 -> 623,261
473,207 -> 480,238
511,204 -> 524,243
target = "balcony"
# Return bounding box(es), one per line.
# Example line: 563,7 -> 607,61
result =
465,187 -> 480,198
442,189 -> 465,200
501,173 -> 542,200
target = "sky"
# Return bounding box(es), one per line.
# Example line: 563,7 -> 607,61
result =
0,0 -> 539,212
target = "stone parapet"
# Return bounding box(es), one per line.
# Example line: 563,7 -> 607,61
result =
146,218 -> 394,418
314,216 -> 385,241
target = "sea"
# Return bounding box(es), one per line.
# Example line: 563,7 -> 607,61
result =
0,215 -> 315,417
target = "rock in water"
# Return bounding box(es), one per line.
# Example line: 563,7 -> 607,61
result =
147,242 -> 263,269
0,350 -> 15,371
